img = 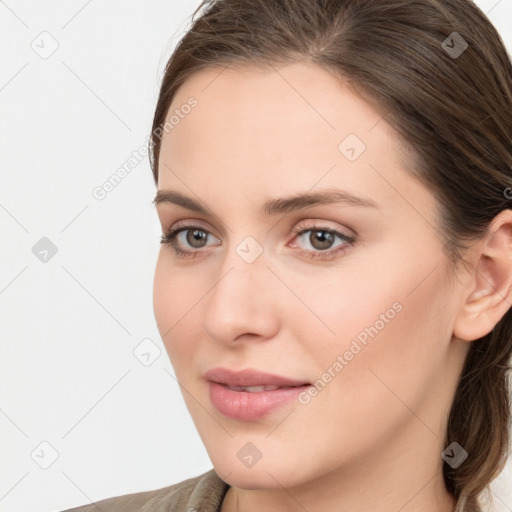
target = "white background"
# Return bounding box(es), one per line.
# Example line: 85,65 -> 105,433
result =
1,1 -> 511,511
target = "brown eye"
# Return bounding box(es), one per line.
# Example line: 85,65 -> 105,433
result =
308,229 -> 335,250
289,223 -> 356,261
186,228 -> 209,248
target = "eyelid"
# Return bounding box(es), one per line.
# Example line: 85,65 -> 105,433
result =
168,219 -> 221,239
170,218 -> 213,231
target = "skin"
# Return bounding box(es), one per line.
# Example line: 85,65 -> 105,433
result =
153,62 -> 512,512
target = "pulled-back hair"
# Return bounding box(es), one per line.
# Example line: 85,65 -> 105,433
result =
149,1 -> 512,508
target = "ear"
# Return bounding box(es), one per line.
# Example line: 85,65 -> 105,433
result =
453,209 -> 512,342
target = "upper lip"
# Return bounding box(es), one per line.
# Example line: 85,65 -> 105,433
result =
204,367 -> 310,387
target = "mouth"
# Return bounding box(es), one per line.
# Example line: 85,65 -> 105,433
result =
204,367 -> 312,421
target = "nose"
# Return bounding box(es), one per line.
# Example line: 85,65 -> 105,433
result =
202,245 -> 281,346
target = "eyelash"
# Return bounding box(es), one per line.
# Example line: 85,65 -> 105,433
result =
160,222 -> 356,261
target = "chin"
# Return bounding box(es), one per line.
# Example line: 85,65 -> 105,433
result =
212,457 -> 309,490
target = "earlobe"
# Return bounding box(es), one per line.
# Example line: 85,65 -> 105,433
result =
452,209 -> 512,342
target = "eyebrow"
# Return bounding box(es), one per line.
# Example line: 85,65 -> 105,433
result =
153,188 -> 378,216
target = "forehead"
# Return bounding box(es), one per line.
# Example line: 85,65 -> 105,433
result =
157,62 -> 419,211
165,61 -> 393,149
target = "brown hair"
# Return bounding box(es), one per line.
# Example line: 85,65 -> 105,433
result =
149,0 -> 512,507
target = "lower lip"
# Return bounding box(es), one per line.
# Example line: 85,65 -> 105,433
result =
208,381 -> 311,421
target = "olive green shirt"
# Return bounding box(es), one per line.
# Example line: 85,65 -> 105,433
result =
60,468 -> 482,512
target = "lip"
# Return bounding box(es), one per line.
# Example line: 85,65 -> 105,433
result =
204,367 -> 310,387
205,367 -> 312,421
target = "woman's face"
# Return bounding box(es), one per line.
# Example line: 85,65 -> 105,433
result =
153,62 -> 469,490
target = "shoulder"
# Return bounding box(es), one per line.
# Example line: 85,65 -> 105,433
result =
59,468 -> 230,512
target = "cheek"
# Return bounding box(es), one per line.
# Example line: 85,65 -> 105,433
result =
153,252 -> 196,360
296,255 -> 452,420
285,238 -> 448,369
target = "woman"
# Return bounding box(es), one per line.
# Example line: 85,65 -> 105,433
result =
62,0 -> 512,511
